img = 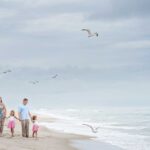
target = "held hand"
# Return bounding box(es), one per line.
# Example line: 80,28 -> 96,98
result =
2,116 -> 6,119
31,118 -> 33,123
30,115 -> 33,121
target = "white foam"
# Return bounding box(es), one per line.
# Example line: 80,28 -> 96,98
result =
33,108 -> 150,150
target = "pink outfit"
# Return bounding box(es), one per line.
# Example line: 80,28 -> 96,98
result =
32,121 -> 39,132
7,117 -> 15,129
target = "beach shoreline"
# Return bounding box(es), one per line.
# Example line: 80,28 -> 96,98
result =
0,114 -> 90,150
0,114 -> 124,150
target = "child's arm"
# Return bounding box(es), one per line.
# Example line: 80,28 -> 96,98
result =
14,116 -> 21,121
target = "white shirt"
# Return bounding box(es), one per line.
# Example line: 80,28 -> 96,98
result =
9,116 -> 15,121
33,121 -> 39,126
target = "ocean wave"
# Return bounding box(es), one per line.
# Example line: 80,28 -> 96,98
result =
33,108 -> 150,150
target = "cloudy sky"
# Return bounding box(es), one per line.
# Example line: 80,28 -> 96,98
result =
0,0 -> 150,108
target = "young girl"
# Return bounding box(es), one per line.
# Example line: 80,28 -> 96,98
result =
32,115 -> 39,138
7,110 -> 20,137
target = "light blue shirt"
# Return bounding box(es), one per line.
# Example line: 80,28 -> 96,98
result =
18,105 -> 30,120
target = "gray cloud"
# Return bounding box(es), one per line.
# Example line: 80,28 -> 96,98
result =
87,0 -> 150,21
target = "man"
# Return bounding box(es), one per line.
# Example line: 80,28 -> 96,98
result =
18,98 -> 32,138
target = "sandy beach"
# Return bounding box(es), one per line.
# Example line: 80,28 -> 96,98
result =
0,115 -> 87,150
0,114 -> 124,150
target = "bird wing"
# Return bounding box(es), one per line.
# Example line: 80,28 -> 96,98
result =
95,32 -> 99,36
95,127 -> 100,130
82,124 -> 94,131
83,124 -> 100,133
3,70 -> 12,74
82,29 -> 92,35
30,81 -> 36,84
52,74 -> 58,78
83,124 -> 92,127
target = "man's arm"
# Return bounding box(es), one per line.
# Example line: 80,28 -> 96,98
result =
18,106 -> 21,121
18,112 -> 21,120
29,111 -> 32,120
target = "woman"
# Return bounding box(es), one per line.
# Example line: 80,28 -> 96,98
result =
0,97 -> 7,136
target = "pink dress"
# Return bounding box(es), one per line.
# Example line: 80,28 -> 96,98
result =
7,116 -> 15,129
32,121 -> 39,132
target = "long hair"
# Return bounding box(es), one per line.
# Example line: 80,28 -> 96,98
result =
0,97 -> 3,103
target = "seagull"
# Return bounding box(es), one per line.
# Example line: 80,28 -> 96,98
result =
29,81 -> 39,84
82,124 -> 100,133
52,74 -> 58,79
2,69 -> 12,74
82,29 -> 98,37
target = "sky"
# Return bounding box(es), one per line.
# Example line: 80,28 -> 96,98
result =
0,0 -> 150,108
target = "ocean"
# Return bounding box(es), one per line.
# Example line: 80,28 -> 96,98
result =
33,107 -> 150,150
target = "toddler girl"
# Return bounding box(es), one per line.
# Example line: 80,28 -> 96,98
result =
32,115 -> 39,138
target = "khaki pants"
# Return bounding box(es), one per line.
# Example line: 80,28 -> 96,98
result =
21,119 -> 29,137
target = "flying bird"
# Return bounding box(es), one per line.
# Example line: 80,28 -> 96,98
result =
82,29 -> 98,37
29,81 -> 39,85
82,124 -> 100,133
2,69 -> 12,74
52,74 -> 58,79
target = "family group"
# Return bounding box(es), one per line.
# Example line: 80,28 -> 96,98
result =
0,97 -> 39,138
